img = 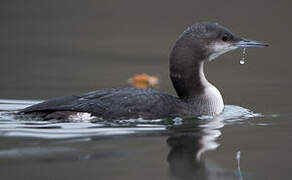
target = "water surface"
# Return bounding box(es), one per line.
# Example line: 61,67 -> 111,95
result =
0,0 -> 292,179
0,100 -> 284,180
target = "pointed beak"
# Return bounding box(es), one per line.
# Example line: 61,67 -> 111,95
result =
234,39 -> 269,48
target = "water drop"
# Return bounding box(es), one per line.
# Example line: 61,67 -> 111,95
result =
240,48 -> 246,65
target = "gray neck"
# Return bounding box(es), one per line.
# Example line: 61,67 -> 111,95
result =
169,45 -> 210,99
169,43 -> 224,115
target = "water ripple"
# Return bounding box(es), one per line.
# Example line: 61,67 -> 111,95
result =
0,99 -> 272,139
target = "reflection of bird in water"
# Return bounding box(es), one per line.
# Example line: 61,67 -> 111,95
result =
167,118 -> 242,180
127,74 -> 159,88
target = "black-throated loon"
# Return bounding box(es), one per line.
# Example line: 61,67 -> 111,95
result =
20,22 -> 268,120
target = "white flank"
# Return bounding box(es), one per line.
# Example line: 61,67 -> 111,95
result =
68,112 -> 96,122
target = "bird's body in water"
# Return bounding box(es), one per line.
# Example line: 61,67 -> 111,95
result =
20,22 -> 268,121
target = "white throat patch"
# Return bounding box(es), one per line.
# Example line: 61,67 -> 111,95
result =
209,42 -> 237,61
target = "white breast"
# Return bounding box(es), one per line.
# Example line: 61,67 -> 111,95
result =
204,85 -> 224,115
191,85 -> 224,116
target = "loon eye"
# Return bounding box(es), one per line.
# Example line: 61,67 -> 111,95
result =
222,35 -> 229,42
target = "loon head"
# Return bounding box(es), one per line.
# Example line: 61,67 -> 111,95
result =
176,22 -> 269,62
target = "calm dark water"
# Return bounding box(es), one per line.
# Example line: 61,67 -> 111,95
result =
0,0 -> 292,179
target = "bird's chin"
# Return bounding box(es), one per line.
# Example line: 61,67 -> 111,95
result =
208,45 -> 238,61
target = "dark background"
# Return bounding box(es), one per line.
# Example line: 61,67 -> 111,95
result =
0,0 -> 291,112
0,1 -> 292,180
